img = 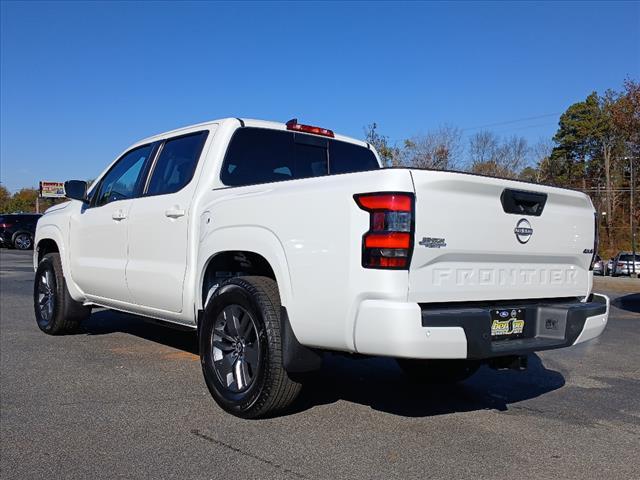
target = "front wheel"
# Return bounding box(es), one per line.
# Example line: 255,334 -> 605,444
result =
199,276 -> 301,419
397,358 -> 480,384
33,253 -> 91,334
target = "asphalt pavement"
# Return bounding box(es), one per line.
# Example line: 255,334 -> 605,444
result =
1,248 -> 639,480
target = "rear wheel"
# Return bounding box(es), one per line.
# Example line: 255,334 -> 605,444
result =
199,276 -> 301,419
397,358 -> 480,384
33,253 -> 91,334
13,232 -> 32,250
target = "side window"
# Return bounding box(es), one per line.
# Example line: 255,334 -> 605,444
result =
329,140 -> 379,174
222,128 -> 329,186
221,128 -> 293,186
146,131 -> 208,196
94,144 -> 153,207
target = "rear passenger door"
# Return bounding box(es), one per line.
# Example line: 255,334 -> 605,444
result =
125,129 -> 211,313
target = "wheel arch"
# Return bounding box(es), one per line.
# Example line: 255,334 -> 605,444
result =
196,228 -> 322,374
36,237 -> 59,263
197,226 -> 294,314
34,225 -> 85,302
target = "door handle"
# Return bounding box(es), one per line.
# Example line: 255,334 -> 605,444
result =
112,210 -> 127,221
165,207 -> 185,218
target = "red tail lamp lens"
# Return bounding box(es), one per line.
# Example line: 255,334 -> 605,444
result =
355,194 -> 412,212
354,193 -> 414,270
364,233 -> 411,249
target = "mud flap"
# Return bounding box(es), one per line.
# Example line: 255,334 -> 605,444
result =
280,307 -> 323,373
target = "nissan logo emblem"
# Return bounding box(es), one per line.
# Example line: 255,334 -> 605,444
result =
514,219 -> 533,244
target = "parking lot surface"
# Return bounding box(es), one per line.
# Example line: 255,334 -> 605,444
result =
1,248 -> 639,479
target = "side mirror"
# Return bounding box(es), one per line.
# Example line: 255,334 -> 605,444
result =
64,180 -> 88,202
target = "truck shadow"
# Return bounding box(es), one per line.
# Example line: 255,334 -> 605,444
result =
82,309 -> 565,418
611,293 -> 640,314
292,354 -> 565,417
82,309 -> 199,355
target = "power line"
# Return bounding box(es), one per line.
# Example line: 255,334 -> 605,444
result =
461,113 -> 561,132
461,121 -> 558,138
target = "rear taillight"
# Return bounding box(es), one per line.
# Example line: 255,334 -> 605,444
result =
355,192 -> 414,269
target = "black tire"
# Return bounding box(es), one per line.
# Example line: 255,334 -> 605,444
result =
33,252 -> 91,335
199,276 -> 301,419
13,232 -> 33,250
397,358 -> 480,384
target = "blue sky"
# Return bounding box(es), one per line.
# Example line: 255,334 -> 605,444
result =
1,1 -> 638,192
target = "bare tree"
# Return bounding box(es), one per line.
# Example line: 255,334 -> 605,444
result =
363,123 -> 402,167
468,131 -> 529,179
501,135 -> 529,174
531,138 -> 554,183
532,138 -> 554,163
403,125 -> 462,170
469,131 -> 499,166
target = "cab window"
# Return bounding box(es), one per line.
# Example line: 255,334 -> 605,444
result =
146,131 -> 208,196
94,144 -> 154,207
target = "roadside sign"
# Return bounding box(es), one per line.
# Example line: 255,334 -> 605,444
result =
39,181 -> 65,198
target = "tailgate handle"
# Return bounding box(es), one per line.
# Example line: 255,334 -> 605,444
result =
500,189 -> 547,216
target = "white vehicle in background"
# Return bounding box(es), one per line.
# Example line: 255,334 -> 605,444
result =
606,257 -> 615,276
592,255 -> 605,276
611,252 -> 640,277
33,117 -> 609,418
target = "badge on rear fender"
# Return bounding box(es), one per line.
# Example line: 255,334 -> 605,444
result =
419,237 -> 447,248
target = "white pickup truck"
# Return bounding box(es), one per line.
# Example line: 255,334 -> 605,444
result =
33,118 -> 609,418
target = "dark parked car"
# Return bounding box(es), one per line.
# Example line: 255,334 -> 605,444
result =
0,213 -> 41,250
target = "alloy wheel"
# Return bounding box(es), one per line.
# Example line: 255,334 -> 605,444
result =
211,305 -> 261,393
37,269 -> 55,322
15,233 -> 32,250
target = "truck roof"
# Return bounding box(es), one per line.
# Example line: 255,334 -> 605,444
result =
135,117 -> 370,149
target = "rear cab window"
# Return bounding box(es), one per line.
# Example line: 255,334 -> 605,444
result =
146,131 -> 209,196
221,127 -> 379,187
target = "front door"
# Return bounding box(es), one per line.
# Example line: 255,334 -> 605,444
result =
69,143 -> 155,303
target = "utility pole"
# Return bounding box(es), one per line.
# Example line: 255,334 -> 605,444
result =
631,156 -> 636,275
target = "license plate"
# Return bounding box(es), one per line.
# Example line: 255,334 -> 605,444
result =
490,308 -> 525,340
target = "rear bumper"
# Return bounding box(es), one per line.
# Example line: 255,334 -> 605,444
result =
353,294 -> 609,359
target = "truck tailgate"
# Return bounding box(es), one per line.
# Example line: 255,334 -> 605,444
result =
408,170 -> 595,303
